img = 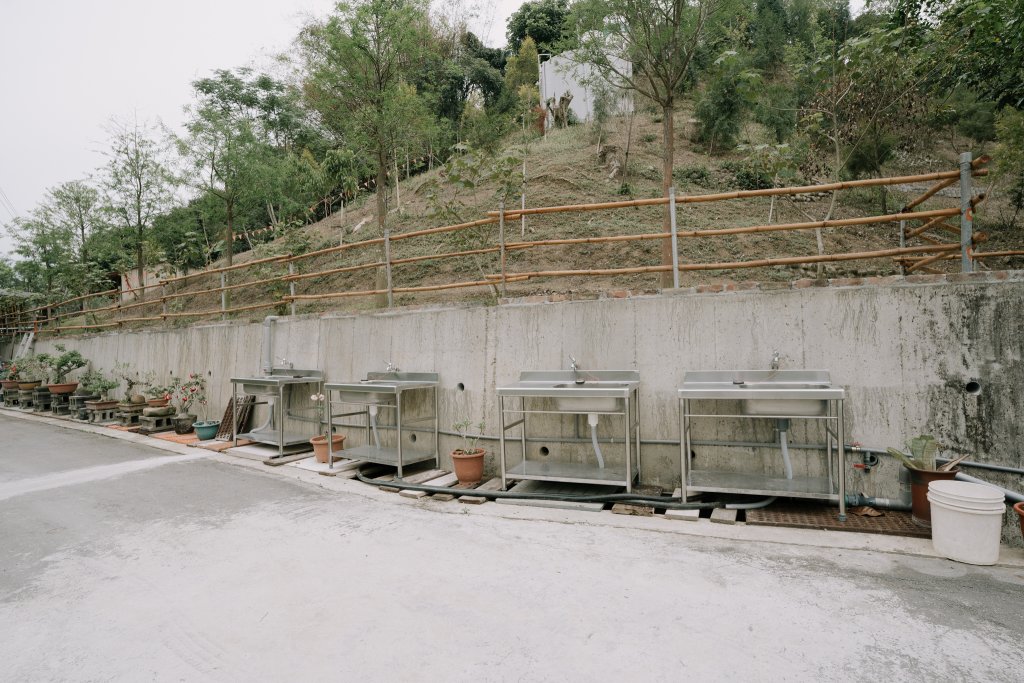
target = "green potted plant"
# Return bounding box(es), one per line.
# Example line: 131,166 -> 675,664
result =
1,360 -> 18,391
113,362 -> 145,404
171,373 -> 207,434
82,371 -> 120,408
451,419 -> 486,485
308,392 -> 345,463
888,434 -> 967,527
46,345 -> 88,394
143,371 -> 172,407
15,354 -> 51,390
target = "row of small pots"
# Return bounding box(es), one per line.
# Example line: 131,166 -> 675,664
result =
308,433 -> 486,485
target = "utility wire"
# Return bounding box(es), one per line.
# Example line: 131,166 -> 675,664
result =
0,183 -> 18,220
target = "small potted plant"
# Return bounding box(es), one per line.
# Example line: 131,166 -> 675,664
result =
15,354 -> 50,390
171,373 -> 207,434
82,371 -> 120,408
113,362 -> 146,404
888,434 -> 967,527
143,372 -> 172,407
46,345 -> 88,394
451,419 -> 486,485
0,360 -> 18,391
308,392 -> 345,463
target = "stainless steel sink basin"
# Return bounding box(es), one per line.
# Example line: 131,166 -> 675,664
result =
678,370 -> 843,416
326,372 -> 439,404
497,371 -> 639,413
231,368 -> 325,396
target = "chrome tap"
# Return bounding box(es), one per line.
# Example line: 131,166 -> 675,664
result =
276,356 -> 294,370
384,360 -> 398,373
568,355 -> 579,372
770,351 -> 781,371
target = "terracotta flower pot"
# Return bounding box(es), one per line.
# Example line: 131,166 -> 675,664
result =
147,398 -> 169,407
906,465 -> 960,527
1014,502 -> 1024,540
47,382 -> 79,395
451,448 -> 486,485
1,379 -> 19,390
85,399 -> 119,409
310,434 -> 346,463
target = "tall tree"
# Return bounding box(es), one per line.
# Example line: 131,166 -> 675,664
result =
574,0 -> 719,286
507,0 -> 571,54
301,0 -> 436,305
42,180 -> 104,267
100,119 -> 176,298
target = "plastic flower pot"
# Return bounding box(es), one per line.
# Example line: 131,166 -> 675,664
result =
1014,502 -> 1024,540
194,420 -> 221,440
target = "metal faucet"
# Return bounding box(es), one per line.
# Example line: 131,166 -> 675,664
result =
568,355 -> 579,372
385,360 -> 398,373
276,356 -> 294,370
770,351 -> 781,371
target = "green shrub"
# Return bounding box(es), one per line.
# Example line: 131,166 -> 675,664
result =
673,165 -> 712,188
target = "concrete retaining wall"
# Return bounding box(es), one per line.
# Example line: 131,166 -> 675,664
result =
35,271 -> 1024,544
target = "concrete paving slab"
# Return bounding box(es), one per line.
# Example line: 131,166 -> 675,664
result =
3,409 -> 1024,681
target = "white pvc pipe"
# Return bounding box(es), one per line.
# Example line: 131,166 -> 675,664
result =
780,430 -> 794,480
588,414 -> 605,469
369,405 -> 381,449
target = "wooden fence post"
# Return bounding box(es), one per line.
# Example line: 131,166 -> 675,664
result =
384,225 -> 394,308
288,262 -> 297,317
499,201 -> 507,296
669,186 -> 680,289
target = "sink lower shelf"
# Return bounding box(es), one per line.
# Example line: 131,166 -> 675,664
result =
238,429 -> 313,448
687,470 -> 836,500
341,445 -> 436,468
506,460 -> 638,486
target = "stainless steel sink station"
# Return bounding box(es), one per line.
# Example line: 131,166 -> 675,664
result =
677,368 -> 848,520
496,364 -> 642,492
230,368 -> 325,458
323,367 -> 439,477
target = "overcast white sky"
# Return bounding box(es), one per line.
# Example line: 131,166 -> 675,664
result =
0,0 -> 520,257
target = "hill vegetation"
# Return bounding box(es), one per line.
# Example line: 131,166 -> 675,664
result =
2,0 -> 1022,310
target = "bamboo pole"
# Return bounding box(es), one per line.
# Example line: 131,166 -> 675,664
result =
285,278 -> 495,302
161,274 -> 286,301
159,301 -> 282,318
907,246 -> 962,273
161,254 -> 289,284
284,261 -> 385,282
490,169 -> 989,219
973,250 -> 1024,258
497,244 -> 961,280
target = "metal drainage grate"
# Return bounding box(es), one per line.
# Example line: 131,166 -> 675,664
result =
745,501 -> 930,538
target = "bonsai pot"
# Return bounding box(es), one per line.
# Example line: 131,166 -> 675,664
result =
906,465 -> 960,527
194,420 -> 221,440
147,398 -> 170,407
130,394 -> 147,405
48,382 -> 79,395
310,434 -> 346,464
1,379 -> 19,391
18,380 -> 42,391
451,448 -> 486,485
172,414 -> 198,435
1014,502 -> 1024,540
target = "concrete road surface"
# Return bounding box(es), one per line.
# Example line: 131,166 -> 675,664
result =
2,411 -> 1022,682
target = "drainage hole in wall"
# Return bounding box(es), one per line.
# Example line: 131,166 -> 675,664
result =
409,433 -> 417,443
456,382 -> 465,391
965,380 -> 981,395
539,446 -> 550,456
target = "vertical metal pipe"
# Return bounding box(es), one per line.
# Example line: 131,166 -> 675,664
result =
433,387 -> 439,469
384,224 -> 394,308
499,395 -> 508,490
220,272 -> 227,319
396,393 -> 403,479
669,186 -> 680,289
499,201 -> 507,296
327,390 -> 334,469
959,151 -> 974,273
288,262 -> 296,317
624,396 -> 632,493
231,384 -> 238,446
837,398 -> 847,522
679,398 -> 690,501
898,219 -> 906,276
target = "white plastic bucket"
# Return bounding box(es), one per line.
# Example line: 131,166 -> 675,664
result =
927,480 -> 1005,565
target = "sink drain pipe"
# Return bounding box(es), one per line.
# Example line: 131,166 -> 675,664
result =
355,467 -> 719,509
588,414 -> 605,469
369,405 -> 382,449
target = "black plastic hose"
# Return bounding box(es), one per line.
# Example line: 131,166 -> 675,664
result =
355,467 -> 720,509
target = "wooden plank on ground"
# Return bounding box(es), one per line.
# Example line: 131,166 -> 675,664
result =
317,459 -> 365,476
399,489 -> 430,499
496,480 -> 608,512
399,468 -> 447,485
262,451 -> 314,467
664,508 -> 701,521
458,478 -> 503,505
611,503 -> 654,517
422,472 -> 458,488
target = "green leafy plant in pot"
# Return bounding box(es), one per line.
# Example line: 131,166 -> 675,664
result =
113,362 -> 145,404
168,373 -> 207,433
46,345 -> 88,394
82,372 -> 120,403
888,435 -> 968,527
14,354 -> 51,390
451,419 -> 486,485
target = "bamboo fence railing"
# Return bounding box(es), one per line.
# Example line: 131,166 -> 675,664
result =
4,155 -> 1018,340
